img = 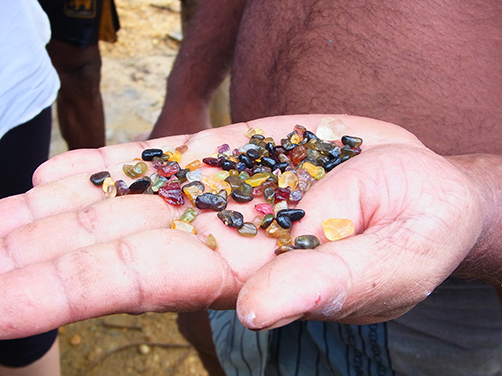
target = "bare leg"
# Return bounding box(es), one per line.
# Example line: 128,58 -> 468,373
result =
46,39 -> 106,150
0,338 -> 60,376
177,312 -> 226,376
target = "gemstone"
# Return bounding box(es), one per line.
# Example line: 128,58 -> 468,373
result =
129,179 -> 151,194
322,218 -> 355,241
195,192 -> 227,211
260,213 -> 275,229
341,135 -> 363,148
180,207 -> 198,223
185,159 -> 201,171
294,235 -> 320,249
206,234 -> 218,250
237,222 -> 258,237
90,171 -> 110,186
276,208 -> 305,222
141,148 -> 163,161
171,220 -> 196,234
217,210 -> 244,229
316,117 -> 347,141
158,180 -> 184,205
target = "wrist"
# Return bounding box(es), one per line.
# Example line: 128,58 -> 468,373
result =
447,154 -> 502,285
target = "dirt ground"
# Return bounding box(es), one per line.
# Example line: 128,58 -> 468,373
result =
51,1 -> 209,375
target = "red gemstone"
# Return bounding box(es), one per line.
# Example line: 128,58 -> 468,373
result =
157,164 -> 179,178
158,181 -> 184,205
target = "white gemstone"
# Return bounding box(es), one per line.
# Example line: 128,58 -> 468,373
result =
316,117 -> 347,140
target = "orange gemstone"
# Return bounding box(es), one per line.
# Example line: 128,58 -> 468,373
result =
322,218 -> 354,241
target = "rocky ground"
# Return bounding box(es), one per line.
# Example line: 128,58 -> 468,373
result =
52,1 -> 208,375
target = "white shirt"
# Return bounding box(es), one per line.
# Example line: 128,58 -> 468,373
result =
0,0 -> 60,139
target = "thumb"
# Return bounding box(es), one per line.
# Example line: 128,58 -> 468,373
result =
235,230 -> 450,331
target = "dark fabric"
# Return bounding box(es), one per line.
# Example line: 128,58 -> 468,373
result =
0,330 -> 58,368
0,106 -> 52,197
0,106 -> 57,367
38,0 -> 120,48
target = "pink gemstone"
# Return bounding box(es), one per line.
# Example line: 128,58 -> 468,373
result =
217,144 -> 230,153
255,203 -> 274,216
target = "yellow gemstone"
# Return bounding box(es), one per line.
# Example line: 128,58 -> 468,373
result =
290,133 -> 302,144
302,161 -> 318,178
185,159 -> 201,171
245,127 -> 264,138
171,150 -> 182,163
322,218 -> 354,241
216,171 -> 230,180
102,177 -> 115,193
278,171 -> 298,190
171,220 -> 196,234
315,166 -> 326,180
183,185 -> 203,204
206,234 -> 218,250
202,174 -> 232,195
245,173 -> 270,187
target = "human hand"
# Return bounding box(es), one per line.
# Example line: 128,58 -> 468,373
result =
0,115 -> 485,339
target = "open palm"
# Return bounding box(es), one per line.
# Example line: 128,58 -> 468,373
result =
0,114 -> 483,339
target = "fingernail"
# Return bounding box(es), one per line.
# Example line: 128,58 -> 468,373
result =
258,313 -> 304,331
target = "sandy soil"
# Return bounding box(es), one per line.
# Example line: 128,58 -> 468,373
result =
52,1 -> 209,375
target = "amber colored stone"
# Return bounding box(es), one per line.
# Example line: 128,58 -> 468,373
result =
217,210 -> 244,229
322,218 -> 355,241
266,220 -> 290,238
277,234 -> 293,247
175,144 -> 188,154
90,171 -> 110,186
237,222 -> 258,237
245,127 -> 264,138
171,220 -> 196,234
289,132 -> 302,145
185,159 -> 201,171
294,235 -> 320,249
274,245 -> 296,255
183,185 -> 203,204
206,234 -> 218,250
289,145 -> 307,165
202,174 -> 232,195
278,171 -> 298,190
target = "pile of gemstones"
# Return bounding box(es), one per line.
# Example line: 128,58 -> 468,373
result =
90,123 -> 361,254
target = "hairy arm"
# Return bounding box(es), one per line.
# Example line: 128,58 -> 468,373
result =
450,154 -> 502,292
150,0 -> 247,137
